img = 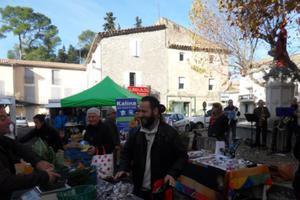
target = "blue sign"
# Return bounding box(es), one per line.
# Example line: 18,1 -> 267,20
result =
116,98 -> 138,133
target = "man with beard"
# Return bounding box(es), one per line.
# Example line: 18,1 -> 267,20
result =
115,96 -> 188,200
0,107 -> 59,200
84,107 -> 114,155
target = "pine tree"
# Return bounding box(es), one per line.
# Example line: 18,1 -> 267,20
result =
56,46 -> 67,62
134,16 -> 142,28
103,12 -> 116,32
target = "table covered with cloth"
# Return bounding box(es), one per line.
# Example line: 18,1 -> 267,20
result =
175,161 -> 272,200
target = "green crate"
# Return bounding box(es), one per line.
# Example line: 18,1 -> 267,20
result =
57,185 -> 97,200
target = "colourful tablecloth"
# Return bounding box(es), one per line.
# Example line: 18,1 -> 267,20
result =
176,162 -> 272,200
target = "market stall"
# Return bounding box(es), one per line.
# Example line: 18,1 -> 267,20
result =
176,150 -> 272,200
60,76 -> 141,107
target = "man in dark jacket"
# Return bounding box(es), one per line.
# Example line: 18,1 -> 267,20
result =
208,102 -> 229,142
115,96 -> 188,200
224,99 -> 240,140
19,114 -> 63,152
0,107 -> 59,200
253,100 -> 270,147
84,107 -> 114,155
104,108 -> 121,166
104,108 -> 120,149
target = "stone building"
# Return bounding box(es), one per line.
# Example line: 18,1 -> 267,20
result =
86,18 -> 230,116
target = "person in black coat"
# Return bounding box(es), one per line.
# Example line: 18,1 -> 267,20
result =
224,99 -> 240,140
253,100 -> 270,147
208,102 -> 229,142
83,107 -> 114,155
115,96 -> 188,200
0,108 -> 59,200
19,114 -> 63,152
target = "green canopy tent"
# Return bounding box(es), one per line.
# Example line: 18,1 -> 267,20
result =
60,76 -> 141,107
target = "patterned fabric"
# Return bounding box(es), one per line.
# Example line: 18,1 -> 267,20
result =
176,163 -> 272,200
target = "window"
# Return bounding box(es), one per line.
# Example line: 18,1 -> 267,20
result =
245,104 -> 249,113
130,39 -> 140,57
209,55 -> 214,64
208,78 -> 215,91
129,72 -> 136,86
24,68 -> 34,84
178,77 -> 185,89
179,52 -> 184,61
52,70 -> 61,85
24,85 -> 35,102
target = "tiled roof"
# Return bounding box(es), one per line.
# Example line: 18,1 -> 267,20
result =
98,25 -> 166,38
86,25 -> 167,63
0,59 -> 86,71
168,44 -> 230,54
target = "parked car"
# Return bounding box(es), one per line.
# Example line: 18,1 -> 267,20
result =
16,116 -> 29,127
188,110 -> 212,129
163,113 -> 190,132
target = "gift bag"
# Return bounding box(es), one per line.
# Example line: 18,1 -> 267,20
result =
91,147 -> 114,179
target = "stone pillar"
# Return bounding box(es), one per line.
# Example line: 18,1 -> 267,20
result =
266,81 -> 295,119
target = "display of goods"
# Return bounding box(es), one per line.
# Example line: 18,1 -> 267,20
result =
57,185 -> 97,200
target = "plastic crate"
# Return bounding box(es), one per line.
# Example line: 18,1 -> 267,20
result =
57,185 -> 97,200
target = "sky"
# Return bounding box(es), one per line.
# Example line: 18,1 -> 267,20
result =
0,0 -> 298,61
0,0 -> 193,58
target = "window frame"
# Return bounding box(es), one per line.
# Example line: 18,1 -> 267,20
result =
178,77 -> 185,89
129,72 -> 136,86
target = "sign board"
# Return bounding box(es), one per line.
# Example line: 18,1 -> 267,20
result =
115,98 -> 137,133
127,86 -> 149,97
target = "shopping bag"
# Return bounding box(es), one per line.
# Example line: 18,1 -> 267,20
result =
32,138 -> 56,164
91,147 -> 114,179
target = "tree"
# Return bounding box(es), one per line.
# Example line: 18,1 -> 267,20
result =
135,16 -> 142,28
56,46 -> 68,62
0,6 -> 61,60
24,46 -> 56,61
103,12 -> 116,32
66,45 -> 79,63
219,0 -> 300,81
78,30 -> 95,49
190,0 -> 259,78
6,45 -> 20,59
78,30 -> 95,59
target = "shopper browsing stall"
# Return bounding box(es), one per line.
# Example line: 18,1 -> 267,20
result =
0,107 -> 60,200
84,107 -> 114,155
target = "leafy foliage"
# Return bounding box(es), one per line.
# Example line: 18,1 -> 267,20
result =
78,30 -> 95,59
103,12 -> 116,32
0,6 -> 61,60
219,0 -> 300,81
134,16 -> 142,28
190,0 -> 258,76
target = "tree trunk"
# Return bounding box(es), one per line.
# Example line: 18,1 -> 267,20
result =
18,34 -> 23,59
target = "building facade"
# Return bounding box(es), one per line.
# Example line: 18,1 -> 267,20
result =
0,59 -> 87,121
86,18 -> 230,116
